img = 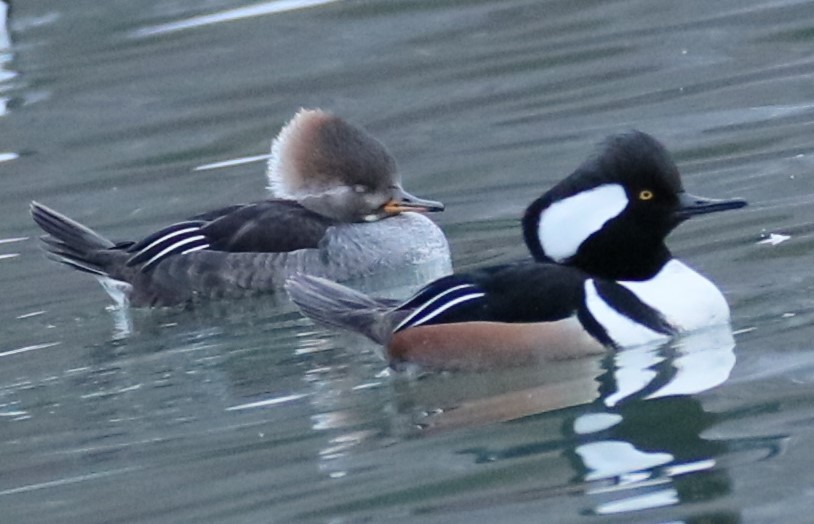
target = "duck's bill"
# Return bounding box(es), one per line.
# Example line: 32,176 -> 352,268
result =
382,187 -> 445,215
674,192 -> 747,220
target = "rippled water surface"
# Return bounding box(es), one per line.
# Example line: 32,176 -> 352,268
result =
4,1 -> 814,522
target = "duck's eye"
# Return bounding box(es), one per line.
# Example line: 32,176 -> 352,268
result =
638,189 -> 654,201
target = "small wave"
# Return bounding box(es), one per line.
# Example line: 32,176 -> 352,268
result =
132,0 -> 342,38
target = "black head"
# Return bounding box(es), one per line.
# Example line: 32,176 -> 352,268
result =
522,131 -> 746,280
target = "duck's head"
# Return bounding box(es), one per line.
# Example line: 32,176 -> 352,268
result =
268,109 -> 444,222
522,131 -> 747,280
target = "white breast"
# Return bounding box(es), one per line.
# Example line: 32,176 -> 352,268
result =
584,259 -> 731,348
584,280 -> 670,348
619,259 -> 730,331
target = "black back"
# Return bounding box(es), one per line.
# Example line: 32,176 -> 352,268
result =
197,200 -> 335,253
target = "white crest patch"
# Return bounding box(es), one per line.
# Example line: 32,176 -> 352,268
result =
267,109 -> 330,199
538,184 -> 628,262
267,112 -> 303,199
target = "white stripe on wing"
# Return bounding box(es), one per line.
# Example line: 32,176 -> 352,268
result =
137,226 -> 202,256
395,284 -> 484,331
142,235 -> 208,270
402,292 -> 486,330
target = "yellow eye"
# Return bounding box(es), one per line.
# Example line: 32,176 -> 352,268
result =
639,189 -> 654,201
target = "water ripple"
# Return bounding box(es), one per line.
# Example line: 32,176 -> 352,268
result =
132,0 -> 342,38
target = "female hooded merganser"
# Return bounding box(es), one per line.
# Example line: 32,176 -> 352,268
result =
31,109 -> 449,307
286,131 -> 747,371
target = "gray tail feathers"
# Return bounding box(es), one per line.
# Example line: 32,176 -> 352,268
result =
285,274 -> 398,345
30,201 -> 116,277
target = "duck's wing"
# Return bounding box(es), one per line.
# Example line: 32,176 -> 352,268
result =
393,262 -> 676,337
392,263 -> 589,332
201,200 -> 334,252
126,200 -> 334,272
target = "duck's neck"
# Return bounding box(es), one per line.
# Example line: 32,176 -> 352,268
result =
569,240 -> 673,281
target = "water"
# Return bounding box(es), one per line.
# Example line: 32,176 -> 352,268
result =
2,0 -> 814,522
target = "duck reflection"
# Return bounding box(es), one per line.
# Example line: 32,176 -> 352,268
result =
295,265 -> 455,480
381,325 -> 775,518
301,323 -> 742,470
570,396 -> 730,516
402,325 -> 736,433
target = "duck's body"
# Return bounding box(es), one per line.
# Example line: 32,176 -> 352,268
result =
287,259 -> 728,371
32,109 -> 449,307
287,131 -> 746,371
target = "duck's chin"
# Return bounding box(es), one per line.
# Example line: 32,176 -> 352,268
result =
363,213 -> 385,222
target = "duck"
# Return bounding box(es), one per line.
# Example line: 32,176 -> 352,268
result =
286,131 -> 747,371
31,109 -> 449,307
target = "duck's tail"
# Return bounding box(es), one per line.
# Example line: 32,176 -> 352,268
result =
30,201 -> 117,277
285,274 -> 399,346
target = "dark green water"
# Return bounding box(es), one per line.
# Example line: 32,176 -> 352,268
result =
3,1 -> 814,522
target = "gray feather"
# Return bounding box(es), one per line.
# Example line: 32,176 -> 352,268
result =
285,274 -> 400,345
30,201 -> 116,276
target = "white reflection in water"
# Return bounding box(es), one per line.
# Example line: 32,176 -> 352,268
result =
604,326 -> 736,407
107,304 -> 134,341
666,459 -> 716,477
0,2 -> 8,50
573,412 -> 622,435
307,370 -> 379,479
0,341 -> 61,359
577,440 -> 673,482
645,328 -> 736,401
603,347 -> 662,408
0,1 -> 13,117
194,154 -> 272,172
0,467 -> 139,497
226,392 -> 309,411
571,325 -> 736,515
0,236 -> 27,244
594,488 -> 679,515
133,0 -> 343,38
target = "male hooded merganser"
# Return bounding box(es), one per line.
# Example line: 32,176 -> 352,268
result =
286,131 -> 747,371
31,109 -> 449,307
